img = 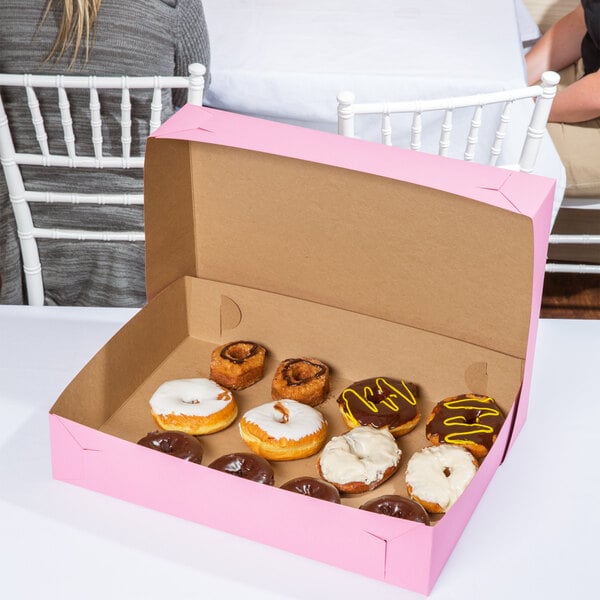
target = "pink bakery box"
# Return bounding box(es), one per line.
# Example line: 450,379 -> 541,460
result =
49,105 -> 554,595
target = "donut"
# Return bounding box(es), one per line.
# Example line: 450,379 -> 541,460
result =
210,341 -> 266,390
137,430 -> 204,464
317,426 -> 401,494
271,357 -> 330,406
405,445 -> 478,513
425,394 -> 505,459
280,476 -> 341,503
208,452 -> 274,485
149,378 -> 237,435
337,376 -> 420,437
239,399 -> 328,461
359,494 -> 430,525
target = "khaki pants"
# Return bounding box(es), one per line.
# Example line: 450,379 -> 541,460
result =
547,60 -> 600,197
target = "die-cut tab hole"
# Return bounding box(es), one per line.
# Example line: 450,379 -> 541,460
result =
220,295 -> 242,333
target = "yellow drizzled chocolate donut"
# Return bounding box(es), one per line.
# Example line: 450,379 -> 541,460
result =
425,394 -> 505,459
337,376 -> 420,437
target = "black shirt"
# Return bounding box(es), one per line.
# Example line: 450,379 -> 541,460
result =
581,0 -> 600,74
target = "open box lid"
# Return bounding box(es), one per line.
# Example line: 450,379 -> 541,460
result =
144,105 -> 554,359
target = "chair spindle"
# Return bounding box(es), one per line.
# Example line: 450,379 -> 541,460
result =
464,104 -> 482,162
438,109 -> 453,156
57,81 -> 76,160
88,79 -> 103,160
120,79 -> 132,161
25,81 -> 49,156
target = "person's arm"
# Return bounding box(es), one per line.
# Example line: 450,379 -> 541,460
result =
173,0 -> 211,107
549,69 -> 600,121
526,4 -> 587,85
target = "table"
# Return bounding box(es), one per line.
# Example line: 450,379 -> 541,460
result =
202,0 -> 565,225
0,305 -> 597,599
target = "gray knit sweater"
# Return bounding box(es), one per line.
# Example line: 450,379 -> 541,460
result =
0,0 -> 210,306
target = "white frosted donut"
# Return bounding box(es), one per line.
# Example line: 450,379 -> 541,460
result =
149,378 -> 237,435
317,426 -> 401,493
405,445 -> 478,513
239,399 -> 328,461
150,378 -> 233,416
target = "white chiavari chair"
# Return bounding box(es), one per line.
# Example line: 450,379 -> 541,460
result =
0,63 -> 206,305
337,71 -> 560,175
336,72 -> 594,273
546,196 -> 600,274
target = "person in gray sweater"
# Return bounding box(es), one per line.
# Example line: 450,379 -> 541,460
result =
0,0 -> 210,306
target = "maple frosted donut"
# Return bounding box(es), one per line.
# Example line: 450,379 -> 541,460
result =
210,341 -> 266,390
405,445 -> 478,514
149,378 -> 237,435
137,430 -> 204,464
359,494 -> 430,525
317,426 -> 401,494
337,376 -> 420,437
239,399 -> 327,461
271,357 -> 330,406
426,394 -> 505,459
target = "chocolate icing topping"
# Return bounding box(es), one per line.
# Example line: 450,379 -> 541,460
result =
220,341 -> 261,364
281,358 -> 327,386
337,377 -> 419,429
208,452 -> 275,485
426,394 -> 505,451
280,477 -> 341,503
360,495 -> 430,525
137,430 -> 204,464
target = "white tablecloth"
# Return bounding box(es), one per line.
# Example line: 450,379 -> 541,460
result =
0,306 -> 597,599
202,0 -> 564,224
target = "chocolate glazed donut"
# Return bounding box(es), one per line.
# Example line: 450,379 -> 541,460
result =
280,477 -> 341,503
426,394 -> 505,459
360,495 -> 430,525
337,376 -> 420,436
137,431 -> 204,464
207,452 -> 275,485
271,357 -> 330,406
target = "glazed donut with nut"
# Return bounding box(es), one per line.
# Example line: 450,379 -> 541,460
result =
317,426 -> 401,494
239,399 -> 328,461
271,357 -> 330,406
149,378 -> 237,435
210,340 -> 266,390
337,376 -> 420,437
405,445 -> 478,513
426,394 -> 505,459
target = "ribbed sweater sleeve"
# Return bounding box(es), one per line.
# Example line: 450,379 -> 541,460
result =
174,0 -> 211,106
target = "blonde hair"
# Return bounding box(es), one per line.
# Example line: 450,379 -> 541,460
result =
43,0 -> 103,67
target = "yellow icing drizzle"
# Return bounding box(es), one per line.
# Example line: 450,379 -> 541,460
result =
341,377 -> 416,416
440,397 -> 500,443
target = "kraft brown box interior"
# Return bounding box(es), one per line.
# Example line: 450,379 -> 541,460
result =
50,105 -> 555,594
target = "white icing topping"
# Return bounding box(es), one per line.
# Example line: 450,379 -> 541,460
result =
150,378 -> 233,417
405,445 -> 477,511
241,399 -> 325,441
319,426 -> 401,485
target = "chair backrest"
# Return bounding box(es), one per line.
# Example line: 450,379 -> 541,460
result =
337,71 -> 560,174
0,63 -> 205,305
546,196 -> 600,274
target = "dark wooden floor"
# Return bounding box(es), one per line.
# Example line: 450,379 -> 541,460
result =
541,273 -> 600,319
